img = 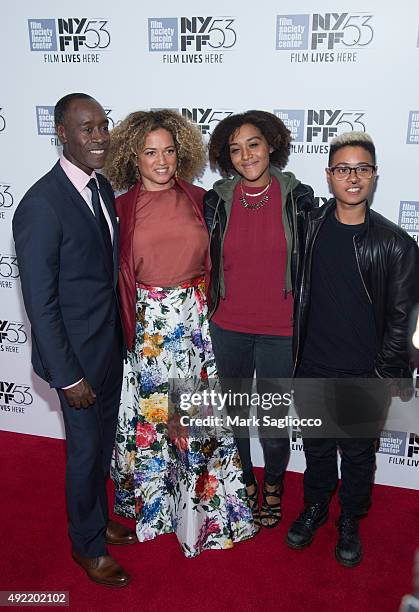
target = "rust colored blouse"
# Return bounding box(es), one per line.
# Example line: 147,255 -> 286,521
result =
133,184 -> 208,287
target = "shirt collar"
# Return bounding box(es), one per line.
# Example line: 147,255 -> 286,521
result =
59,154 -> 97,194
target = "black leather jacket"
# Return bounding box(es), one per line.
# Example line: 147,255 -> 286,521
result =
204,167 -> 315,319
293,199 -> 419,378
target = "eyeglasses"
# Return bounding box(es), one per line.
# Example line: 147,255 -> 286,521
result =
328,165 -> 376,180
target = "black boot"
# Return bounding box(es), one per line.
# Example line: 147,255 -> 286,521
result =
335,513 -> 362,567
286,502 -> 329,549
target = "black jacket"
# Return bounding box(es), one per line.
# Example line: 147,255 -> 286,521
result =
204,167 -> 315,319
293,199 -> 419,378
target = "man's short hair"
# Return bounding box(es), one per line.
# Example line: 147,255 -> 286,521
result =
54,93 -> 95,127
328,131 -> 376,166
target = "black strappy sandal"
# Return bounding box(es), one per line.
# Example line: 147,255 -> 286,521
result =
260,483 -> 282,529
246,482 -> 261,533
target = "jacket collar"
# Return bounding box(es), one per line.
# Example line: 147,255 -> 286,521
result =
51,161 -> 117,282
314,197 -> 371,219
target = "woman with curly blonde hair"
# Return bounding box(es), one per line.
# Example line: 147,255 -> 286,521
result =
104,109 -> 255,557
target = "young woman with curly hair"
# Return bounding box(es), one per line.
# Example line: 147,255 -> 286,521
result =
103,109 -> 256,557
204,110 -> 315,529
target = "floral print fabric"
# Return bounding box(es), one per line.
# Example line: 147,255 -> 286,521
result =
111,279 -> 256,557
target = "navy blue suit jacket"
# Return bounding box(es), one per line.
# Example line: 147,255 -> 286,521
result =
13,161 -> 120,389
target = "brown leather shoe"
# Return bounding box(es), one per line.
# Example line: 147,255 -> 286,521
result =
72,551 -> 131,587
105,519 -> 137,546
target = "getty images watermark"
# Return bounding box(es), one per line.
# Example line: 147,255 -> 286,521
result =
178,389 -> 322,429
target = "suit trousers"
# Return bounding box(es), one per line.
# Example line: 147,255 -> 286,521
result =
58,324 -> 123,557
210,321 -> 292,486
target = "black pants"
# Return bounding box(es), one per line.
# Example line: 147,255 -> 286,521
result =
296,360 -> 380,516
58,326 -> 123,557
210,321 -> 292,486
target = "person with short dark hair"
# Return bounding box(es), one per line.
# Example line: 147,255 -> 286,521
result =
204,110 -> 315,530
13,93 -> 135,587
286,131 -> 419,566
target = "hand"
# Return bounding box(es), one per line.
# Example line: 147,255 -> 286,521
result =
173,436 -> 189,451
168,413 -> 189,451
388,379 -> 414,403
63,378 -> 96,409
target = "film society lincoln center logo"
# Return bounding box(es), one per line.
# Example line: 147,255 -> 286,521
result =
28,17 -> 111,63
398,201 -> 419,244
35,106 -> 115,147
407,111 -> 419,145
378,430 -> 419,468
148,16 -> 237,64
274,108 -> 367,155
276,12 -> 374,63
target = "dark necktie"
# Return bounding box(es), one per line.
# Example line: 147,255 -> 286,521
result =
87,178 -> 113,263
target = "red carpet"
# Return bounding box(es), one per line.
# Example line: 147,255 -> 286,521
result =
0,431 -> 417,612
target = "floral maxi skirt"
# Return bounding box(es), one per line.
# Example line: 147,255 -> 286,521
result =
111,279 -> 256,557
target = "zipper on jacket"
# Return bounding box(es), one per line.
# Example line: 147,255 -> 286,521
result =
209,196 -> 222,240
353,236 -> 372,304
292,216 -> 322,377
287,186 -> 309,297
219,194 -> 233,300
214,195 -> 225,301
208,195 -> 224,317
292,271 -> 305,377
292,234 -> 310,377
292,190 -> 302,290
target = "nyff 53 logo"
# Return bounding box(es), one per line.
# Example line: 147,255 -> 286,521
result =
291,425 -> 303,451
0,255 -> 19,279
276,13 -> 374,64
0,184 -> 14,222
0,320 -> 28,354
28,18 -> 110,63
179,16 -> 236,51
274,109 -> 366,155
408,433 -> 419,459
0,107 -> 5,133
0,185 -> 14,209
149,16 -> 237,64
0,381 -> 33,413
314,196 -> 330,208
180,108 -> 233,135
0,254 -> 19,291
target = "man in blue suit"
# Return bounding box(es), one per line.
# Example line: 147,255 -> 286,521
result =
13,93 -> 136,587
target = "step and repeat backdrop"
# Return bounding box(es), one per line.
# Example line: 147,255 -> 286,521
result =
0,1 -> 418,488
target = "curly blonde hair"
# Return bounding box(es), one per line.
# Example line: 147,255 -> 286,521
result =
103,109 -> 207,190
